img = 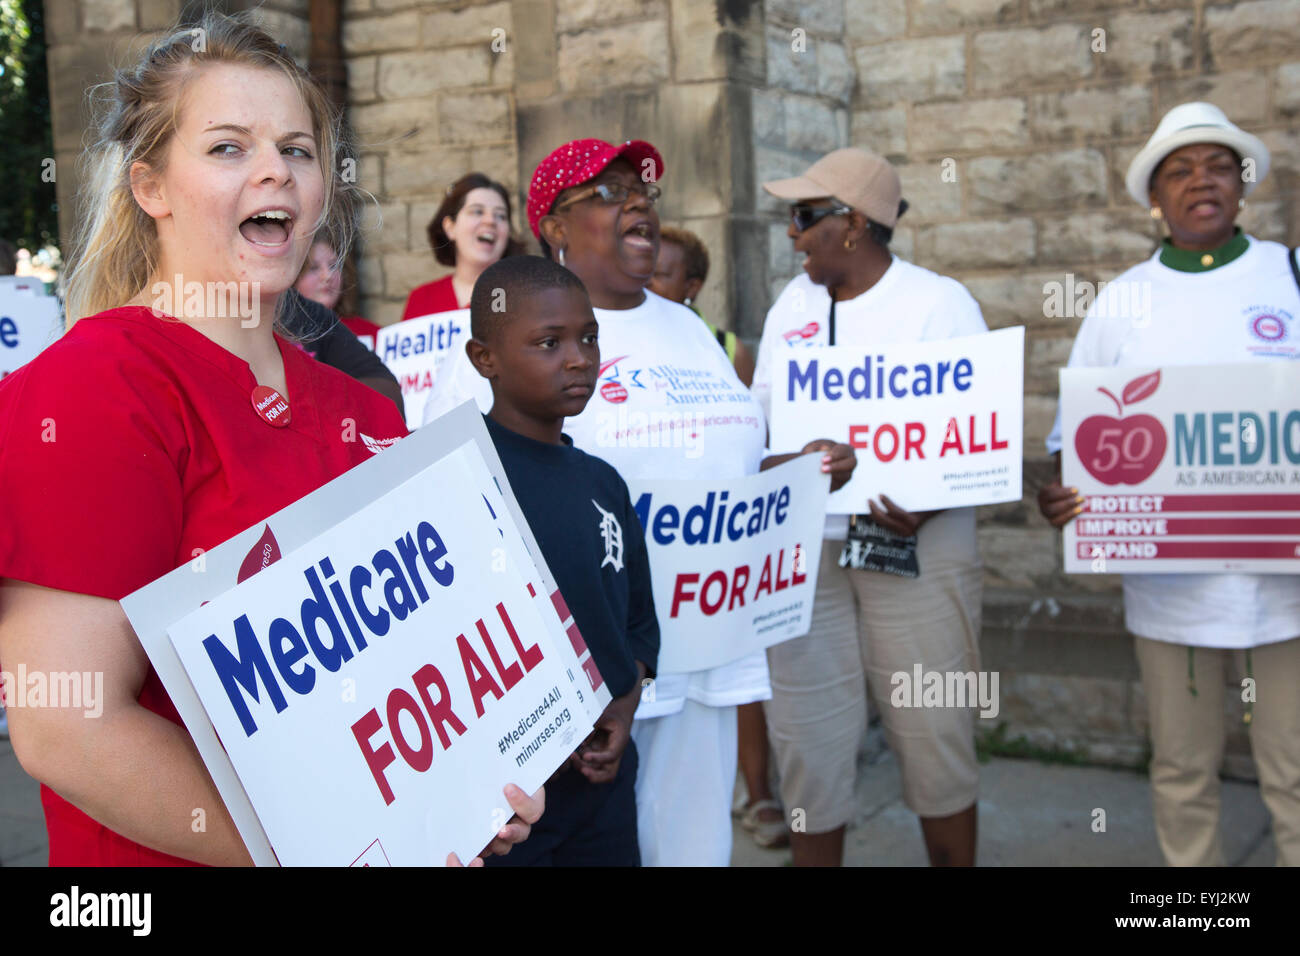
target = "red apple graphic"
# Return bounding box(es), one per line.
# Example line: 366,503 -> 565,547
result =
1074,370 -> 1167,485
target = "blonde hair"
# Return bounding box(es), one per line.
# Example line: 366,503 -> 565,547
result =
63,10 -> 357,327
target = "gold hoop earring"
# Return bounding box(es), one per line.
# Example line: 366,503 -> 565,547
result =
844,237 -> 857,251
1150,207 -> 1162,220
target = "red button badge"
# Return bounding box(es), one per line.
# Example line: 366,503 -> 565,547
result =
251,385 -> 291,427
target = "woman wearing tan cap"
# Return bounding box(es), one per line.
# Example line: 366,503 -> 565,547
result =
1039,102 -> 1300,867
752,147 -> 987,867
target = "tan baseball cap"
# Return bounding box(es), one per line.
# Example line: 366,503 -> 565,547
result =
763,147 -> 903,227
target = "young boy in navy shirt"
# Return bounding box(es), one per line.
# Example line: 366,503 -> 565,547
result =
467,256 -> 659,867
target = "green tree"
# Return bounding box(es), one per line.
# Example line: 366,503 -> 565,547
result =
0,0 -> 57,249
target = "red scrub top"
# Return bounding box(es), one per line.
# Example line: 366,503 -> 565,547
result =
401,275 -> 461,320
0,306 -> 409,866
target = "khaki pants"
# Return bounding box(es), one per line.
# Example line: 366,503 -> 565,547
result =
765,510 -> 983,832
1135,635 -> 1300,866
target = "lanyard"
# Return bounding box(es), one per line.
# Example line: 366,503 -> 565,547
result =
828,296 -> 836,346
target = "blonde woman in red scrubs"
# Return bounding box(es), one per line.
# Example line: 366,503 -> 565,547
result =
0,13 -> 539,866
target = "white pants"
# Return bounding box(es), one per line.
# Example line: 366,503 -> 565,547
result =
631,699 -> 738,866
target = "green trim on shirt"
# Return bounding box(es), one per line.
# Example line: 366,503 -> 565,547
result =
1159,227 -> 1249,273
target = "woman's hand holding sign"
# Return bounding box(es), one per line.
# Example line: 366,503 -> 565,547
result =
761,439 -> 857,491
866,494 -> 937,538
801,439 -> 857,492
1037,456 -> 1086,529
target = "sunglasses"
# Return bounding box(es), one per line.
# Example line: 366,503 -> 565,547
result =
790,203 -> 852,233
554,181 -> 662,212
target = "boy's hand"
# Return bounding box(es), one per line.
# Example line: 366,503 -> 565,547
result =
571,664 -> 644,784
573,698 -> 634,784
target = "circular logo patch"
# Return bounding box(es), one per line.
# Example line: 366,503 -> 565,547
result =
600,381 -> 628,404
1251,313 -> 1286,342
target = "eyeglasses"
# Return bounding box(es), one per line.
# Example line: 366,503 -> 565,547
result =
554,181 -> 662,211
790,203 -> 852,233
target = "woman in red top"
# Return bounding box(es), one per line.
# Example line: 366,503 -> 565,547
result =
401,173 -> 525,320
0,13 -> 538,866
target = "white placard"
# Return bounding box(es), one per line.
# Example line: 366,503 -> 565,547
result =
769,327 -> 1024,512
627,454 -> 828,673
122,402 -> 611,866
375,309 -> 469,429
166,443 -> 590,866
0,287 -> 61,381
1061,362 -> 1300,574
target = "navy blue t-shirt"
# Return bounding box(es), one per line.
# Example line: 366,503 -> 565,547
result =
486,415 -> 659,699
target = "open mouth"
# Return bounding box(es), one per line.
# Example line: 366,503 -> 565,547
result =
239,209 -> 294,247
1187,198 -> 1221,216
623,221 -> 655,250
475,231 -> 498,248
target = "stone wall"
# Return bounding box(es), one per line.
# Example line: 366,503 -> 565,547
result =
752,0 -> 853,308
342,0 -> 517,324
346,0 -> 780,330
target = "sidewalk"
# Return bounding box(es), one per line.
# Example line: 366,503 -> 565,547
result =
732,747 -> 1275,866
0,738 -> 46,867
1,735 -> 1274,866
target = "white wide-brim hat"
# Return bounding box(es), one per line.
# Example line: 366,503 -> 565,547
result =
1125,101 -> 1270,206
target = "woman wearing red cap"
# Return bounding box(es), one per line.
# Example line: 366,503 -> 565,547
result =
1040,102 -> 1300,867
426,138 -> 853,865
0,13 -> 539,867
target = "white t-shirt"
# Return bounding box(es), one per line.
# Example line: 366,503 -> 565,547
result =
1046,237 -> 1300,648
424,289 -> 771,716
753,258 -> 989,540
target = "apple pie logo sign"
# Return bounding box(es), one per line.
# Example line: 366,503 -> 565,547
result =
1075,371 -> 1167,486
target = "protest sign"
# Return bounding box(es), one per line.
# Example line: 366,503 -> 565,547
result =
0,285 -> 61,381
769,327 -> 1024,512
122,402 -> 610,866
1061,363 -> 1300,574
627,454 -> 828,673
375,308 -> 468,429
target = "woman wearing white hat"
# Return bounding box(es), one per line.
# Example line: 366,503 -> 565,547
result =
1039,102 -> 1300,866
